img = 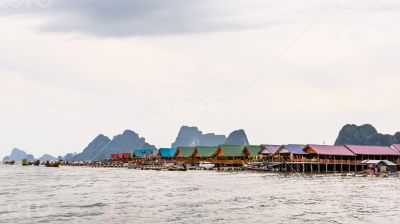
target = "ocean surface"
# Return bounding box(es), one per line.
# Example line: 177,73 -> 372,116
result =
1,164 -> 400,224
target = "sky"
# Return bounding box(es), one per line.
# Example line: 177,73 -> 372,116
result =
1,0 -> 400,159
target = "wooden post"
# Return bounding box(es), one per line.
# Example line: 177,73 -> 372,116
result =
334,156 -> 336,172
340,156 -> 343,173
318,155 -> 320,173
349,157 -> 351,172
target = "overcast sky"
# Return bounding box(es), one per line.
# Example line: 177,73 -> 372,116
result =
1,0 -> 400,158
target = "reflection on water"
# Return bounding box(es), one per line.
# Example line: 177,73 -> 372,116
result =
1,165 -> 400,223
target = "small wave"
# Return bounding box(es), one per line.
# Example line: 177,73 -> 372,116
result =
78,202 -> 107,208
0,211 -> 12,215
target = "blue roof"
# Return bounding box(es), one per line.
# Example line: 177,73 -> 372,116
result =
282,144 -> 307,155
135,149 -> 156,157
159,148 -> 177,157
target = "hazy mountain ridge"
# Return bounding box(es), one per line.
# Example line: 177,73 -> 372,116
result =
171,126 -> 227,148
172,126 -> 249,147
335,124 -> 400,146
71,134 -> 111,162
2,148 -> 35,162
2,148 -> 60,162
71,131 -> 156,162
225,129 -> 249,145
39,154 -> 57,161
5,126 -> 250,162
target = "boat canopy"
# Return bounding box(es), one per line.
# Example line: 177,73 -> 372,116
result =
361,160 -> 396,166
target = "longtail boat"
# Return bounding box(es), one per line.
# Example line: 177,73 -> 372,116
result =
21,159 -> 32,166
3,160 -> 15,165
45,161 -> 60,168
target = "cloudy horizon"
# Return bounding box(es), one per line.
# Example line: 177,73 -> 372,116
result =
1,0 -> 400,159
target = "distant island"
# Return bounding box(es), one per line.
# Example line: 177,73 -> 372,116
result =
171,126 -> 249,148
3,125 -> 249,162
2,148 -> 35,163
335,124 -> 400,146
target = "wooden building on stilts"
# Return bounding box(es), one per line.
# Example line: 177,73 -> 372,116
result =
274,144 -> 307,172
174,147 -> 196,163
344,145 -> 400,171
193,146 -> 218,160
214,145 -> 248,166
303,144 -> 356,173
244,145 -> 262,160
260,145 -> 281,161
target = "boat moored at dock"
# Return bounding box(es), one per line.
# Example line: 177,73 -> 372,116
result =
3,160 -> 15,165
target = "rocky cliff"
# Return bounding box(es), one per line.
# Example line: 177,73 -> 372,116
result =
225,129 -> 249,145
38,154 -> 57,161
171,126 -> 227,148
172,126 -> 249,147
335,124 -> 400,146
72,130 -> 156,161
2,148 -> 35,162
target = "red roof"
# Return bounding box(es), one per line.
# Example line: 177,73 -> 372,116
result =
306,144 -> 355,156
392,144 -> 400,152
345,145 -> 400,156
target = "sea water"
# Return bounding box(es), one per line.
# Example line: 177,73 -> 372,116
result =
1,164 -> 399,223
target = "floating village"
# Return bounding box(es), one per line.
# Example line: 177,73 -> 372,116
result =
4,144 -> 400,176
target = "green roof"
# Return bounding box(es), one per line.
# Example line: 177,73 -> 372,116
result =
176,147 -> 195,157
246,145 -> 261,156
195,146 -> 218,157
219,145 -> 246,157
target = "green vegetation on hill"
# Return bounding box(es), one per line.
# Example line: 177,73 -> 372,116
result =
335,124 -> 400,146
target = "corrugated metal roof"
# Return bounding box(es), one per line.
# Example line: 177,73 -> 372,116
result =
306,144 -> 355,156
345,145 -> 400,156
159,148 -> 177,157
391,144 -> 400,152
135,149 -> 145,157
246,145 -> 261,156
261,145 -> 281,155
175,147 -> 195,157
195,146 -> 218,157
361,160 -> 396,166
279,144 -> 307,155
135,149 -> 156,157
218,145 -> 246,157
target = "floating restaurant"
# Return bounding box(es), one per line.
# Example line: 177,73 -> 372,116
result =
110,143 -> 400,173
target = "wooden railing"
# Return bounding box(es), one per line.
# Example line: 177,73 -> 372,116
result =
165,158 -> 248,165
128,157 -> 400,166
271,158 -> 372,165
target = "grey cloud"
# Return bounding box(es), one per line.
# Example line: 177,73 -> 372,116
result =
2,0 -> 272,37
